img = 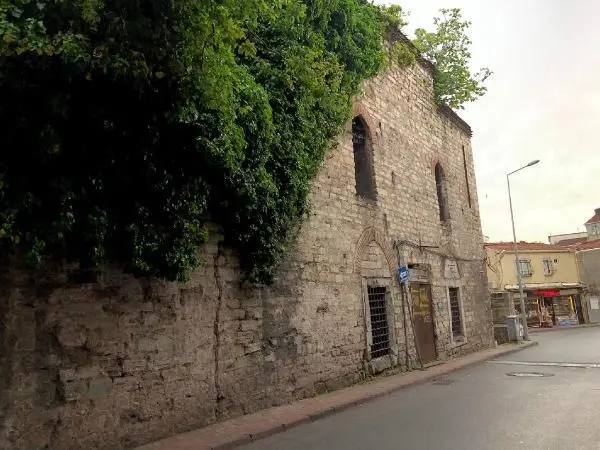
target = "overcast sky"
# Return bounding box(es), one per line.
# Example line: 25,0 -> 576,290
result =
374,0 -> 599,243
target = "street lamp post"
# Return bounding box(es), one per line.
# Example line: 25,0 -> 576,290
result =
507,159 -> 540,341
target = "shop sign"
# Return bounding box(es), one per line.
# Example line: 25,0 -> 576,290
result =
534,289 -> 560,297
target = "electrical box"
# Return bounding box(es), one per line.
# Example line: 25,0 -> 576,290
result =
506,315 -> 523,342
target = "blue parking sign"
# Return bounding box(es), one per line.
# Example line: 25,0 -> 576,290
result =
397,265 -> 409,283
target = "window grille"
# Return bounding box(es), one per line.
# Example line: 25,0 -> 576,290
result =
542,259 -> 553,276
517,260 -> 532,277
435,163 -> 450,221
367,285 -> 390,358
449,287 -> 463,339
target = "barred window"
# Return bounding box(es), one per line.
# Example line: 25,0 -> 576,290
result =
435,163 -> 450,221
542,259 -> 553,276
517,260 -> 532,277
449,287 -> 463,339
462,145 -> 472,208
367,285 -> 390,358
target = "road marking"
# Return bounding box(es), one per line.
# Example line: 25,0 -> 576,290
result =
488,360 -> 600,369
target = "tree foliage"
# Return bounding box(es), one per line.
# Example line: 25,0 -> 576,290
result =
0,0 -> 387,283
413,8 -> 491,109
0,2 -> 488,283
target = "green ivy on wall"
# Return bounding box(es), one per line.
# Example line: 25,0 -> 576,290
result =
0,1 -> 489,283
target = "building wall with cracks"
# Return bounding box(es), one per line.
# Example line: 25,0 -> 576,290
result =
0,48 -> 492,450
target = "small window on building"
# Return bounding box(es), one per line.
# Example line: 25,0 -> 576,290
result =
517,260 -> 532,277
542,259 -> 554,276
435,163 -> 450,221
367,285 -> 390,358
352,116 -> 377,200
449,287 -> 463,339
461,145 -> 472,208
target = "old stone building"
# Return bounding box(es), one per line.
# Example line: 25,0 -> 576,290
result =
0,39 -> 492,449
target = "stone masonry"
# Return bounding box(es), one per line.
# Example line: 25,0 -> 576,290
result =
0,41 -> 492,449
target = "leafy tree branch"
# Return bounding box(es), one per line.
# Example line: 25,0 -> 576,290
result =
413,8 -> 492,109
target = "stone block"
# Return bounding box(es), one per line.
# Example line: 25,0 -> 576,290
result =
155,335 -> 175,354
60,379 -> 87,402
57,324 -> 87,348
122,358 -> 148,374
239,320 -> 261,332
231,308 -> 247,320
248,308 -> 263,320
88,376 -> 113,398
59,366 -> 101,382
244,342 -> 262,355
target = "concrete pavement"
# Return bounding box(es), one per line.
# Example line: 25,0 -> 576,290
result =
137,342 -> 536,450
529,323 -> 600,334
241,327 -> 600,450
511,326 -> 600,363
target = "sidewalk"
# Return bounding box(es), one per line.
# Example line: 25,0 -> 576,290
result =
137,341 -> 537,450
529,323 -> 600,333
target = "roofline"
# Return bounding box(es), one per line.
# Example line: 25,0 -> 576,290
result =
388,29 -> 473,138
485,247 -> 573,254
575,247 -> 600,253
548,232 -> 587,237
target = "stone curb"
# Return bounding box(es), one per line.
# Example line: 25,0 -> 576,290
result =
136,341 -> 537,450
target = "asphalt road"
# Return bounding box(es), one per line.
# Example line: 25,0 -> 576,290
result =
241,327 -> 600,450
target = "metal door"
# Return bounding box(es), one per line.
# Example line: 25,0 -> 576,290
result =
573,295 -> 584,324
410,283 -> 437,363
589,295 -> 600,323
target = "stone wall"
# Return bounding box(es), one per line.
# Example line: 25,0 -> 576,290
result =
578,249 -> 600,295
0,55 -> 492,449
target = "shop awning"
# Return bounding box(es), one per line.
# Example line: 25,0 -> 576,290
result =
504,282 -> 582,291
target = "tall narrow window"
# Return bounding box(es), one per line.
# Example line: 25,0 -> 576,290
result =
462,145 -> 472,208
352,116 -> 376,200
542,259 -> 554,276
367,285 -> 390,358
449,287 -> 463,339
435,163 -> 450,221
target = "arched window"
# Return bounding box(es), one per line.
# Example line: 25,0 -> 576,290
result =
435,163 -> 450,221
352,116 -> 376,200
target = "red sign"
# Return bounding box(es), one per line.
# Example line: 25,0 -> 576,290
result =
534,290 -> 560,297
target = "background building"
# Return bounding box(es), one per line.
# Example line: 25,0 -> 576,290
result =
572,240 -> 600,323
485,242 -> 585,334
585,208 -> 600,240
548,232 -> 587,246
552,207 -> 600,323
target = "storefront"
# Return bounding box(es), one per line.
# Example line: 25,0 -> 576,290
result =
520,288 -> 584,328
